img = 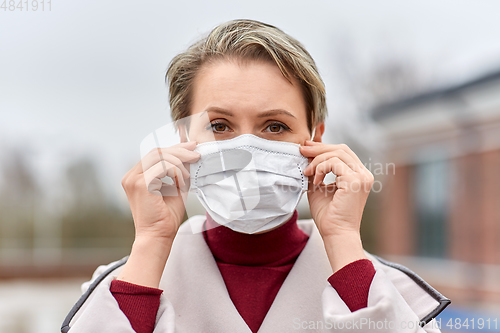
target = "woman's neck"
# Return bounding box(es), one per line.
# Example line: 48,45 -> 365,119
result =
202,211 -> 309,266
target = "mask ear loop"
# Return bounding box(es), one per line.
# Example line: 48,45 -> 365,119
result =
184,126 -> 190,143
310,126 -> 316,141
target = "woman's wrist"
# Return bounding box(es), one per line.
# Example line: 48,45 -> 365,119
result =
117,236 -> 174,289
322,232 -> 366,273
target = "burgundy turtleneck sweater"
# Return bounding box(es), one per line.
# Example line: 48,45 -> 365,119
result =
110,212 -> 375,333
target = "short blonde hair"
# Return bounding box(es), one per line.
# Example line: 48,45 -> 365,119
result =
166,19 -> 327,132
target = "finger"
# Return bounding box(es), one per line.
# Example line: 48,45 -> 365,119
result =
163,143 -> 200,157
166,162 -> 186,188
146,154 -> 190,180
147,177 -> 164,196
304,150 -> 359,176
312,157 -> 355,185
301,142 -> 363,166
143,161 -> 186,189
141,146 -> 199,174
148,141 -> 198,159
146,146 -> 200,169
169,141 -> 198,150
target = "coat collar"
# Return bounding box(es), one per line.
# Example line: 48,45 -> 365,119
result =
160,216 -> 333,333
159,215 -> 450,332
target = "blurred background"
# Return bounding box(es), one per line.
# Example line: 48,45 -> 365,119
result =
1,0 -> 499,332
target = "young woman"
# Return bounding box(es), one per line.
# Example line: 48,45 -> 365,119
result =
62,19 -> 450,333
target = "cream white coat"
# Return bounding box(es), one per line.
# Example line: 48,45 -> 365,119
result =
62,216 -> 450,333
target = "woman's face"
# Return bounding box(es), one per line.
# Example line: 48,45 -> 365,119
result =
185,59 -> 323,145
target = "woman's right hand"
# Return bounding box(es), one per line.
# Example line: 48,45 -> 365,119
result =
117,141 -> 200,288
121,141 -> 200,241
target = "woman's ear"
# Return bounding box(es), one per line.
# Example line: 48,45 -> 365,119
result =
312,122 -> 325,142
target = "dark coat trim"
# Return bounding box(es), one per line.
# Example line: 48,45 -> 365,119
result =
60,256 -> 129,333
373,255 -> 451,326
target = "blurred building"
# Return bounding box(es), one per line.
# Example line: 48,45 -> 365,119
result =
372,69 -> 500,310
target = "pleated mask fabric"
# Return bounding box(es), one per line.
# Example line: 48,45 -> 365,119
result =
190,134 -> 309,234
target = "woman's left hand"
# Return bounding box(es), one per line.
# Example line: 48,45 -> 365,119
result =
299,141 -> 374,271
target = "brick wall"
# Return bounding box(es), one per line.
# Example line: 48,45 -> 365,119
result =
378,165 -> 415,256
449,149 -> 500,265
378,149 -> 500,265
480,149 -> 500,265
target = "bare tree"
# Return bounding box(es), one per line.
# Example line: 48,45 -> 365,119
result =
0,147 -> 38,251
331,37 -> 428,113
328,37 -> 431,254
63,157 -> 106,213
60,157 -> 134,250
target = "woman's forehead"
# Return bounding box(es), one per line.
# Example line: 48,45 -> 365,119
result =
190,59 -> 307,120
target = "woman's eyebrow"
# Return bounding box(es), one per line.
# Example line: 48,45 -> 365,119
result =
204,107 -> 296,119
258,109 -> 297,119
205,107 -> 234,117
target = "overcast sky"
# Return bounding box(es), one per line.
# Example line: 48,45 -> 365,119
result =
1,0 -> 500,209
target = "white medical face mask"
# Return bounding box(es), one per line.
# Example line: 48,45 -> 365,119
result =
189,134 -> 310,234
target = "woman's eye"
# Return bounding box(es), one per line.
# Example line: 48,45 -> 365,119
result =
211,122 -> 228,132
265,123 -> 289,133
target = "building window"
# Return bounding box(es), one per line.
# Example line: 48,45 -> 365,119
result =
413,159 -> 449,258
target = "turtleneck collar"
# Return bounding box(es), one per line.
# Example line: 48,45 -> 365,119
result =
202,210 -> 309,266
